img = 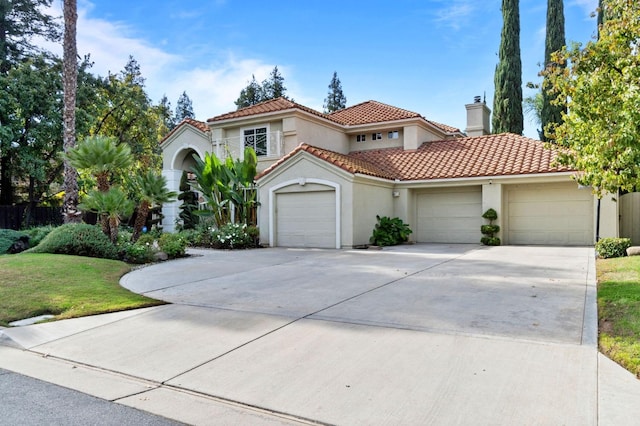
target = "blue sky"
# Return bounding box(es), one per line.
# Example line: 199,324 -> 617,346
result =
49,0 -> 598,139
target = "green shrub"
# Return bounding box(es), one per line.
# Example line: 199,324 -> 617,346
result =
28,223 -> 118,259
480,224 -> 500,235
481,237 -> 501,246
369,215 -> 412,246
482,208 -> 498,221
119,240 -> 155,264
24,225 -> 56,248
0,229 -> 29,254
596,237 -> 632,259
177,228 -> 200,246
159,233 -> 187,258
481,208 -> 501,246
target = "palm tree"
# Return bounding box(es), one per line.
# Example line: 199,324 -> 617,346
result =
65,135 -> 133,191
130,171 -> 176,242
78,188 -> 134,243
66,135 -> 133,236
62,0 -> 80,222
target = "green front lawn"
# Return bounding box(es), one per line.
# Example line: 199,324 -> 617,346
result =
0,253 -> 165,327
597,256 -> 640,378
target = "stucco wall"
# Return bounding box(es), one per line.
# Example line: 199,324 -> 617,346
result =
599,194 -> 619,240
352,180 -> 394,246
257,153 -> 353,248
348,128 -> 404,152
161,127 -> 210,170
289,116 -> 349,154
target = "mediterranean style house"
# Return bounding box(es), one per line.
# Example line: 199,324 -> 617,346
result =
160,97 -> 620,248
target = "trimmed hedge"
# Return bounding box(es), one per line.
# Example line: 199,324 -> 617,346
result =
28,223 -> 118,259
595,237 -> 632,259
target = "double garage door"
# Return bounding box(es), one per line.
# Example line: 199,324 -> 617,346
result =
415,183 -> 594,245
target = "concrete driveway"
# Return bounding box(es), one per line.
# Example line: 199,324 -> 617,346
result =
1,244 -> 639,425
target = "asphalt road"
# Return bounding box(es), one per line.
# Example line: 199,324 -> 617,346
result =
0,368 -> 183,426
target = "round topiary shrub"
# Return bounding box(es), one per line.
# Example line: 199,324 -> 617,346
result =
28,223 -> 118,259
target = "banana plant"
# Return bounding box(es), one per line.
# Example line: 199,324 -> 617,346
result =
190,147 -> 257,228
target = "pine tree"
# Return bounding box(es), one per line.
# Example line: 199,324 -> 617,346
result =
174,91 -> 194,124
235,75 -> 264,109
158,95 -> 176,130
492,0 -> 524,135
540,0 -> 565,141
262,66 -> 286,99
323,71 -> 347,113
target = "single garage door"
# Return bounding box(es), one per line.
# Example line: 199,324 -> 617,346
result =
276,190 -> 336,248
506,182 -> 593,245
416,187 -> 483,243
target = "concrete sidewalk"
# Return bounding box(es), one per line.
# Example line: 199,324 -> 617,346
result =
1,245 -> 640,425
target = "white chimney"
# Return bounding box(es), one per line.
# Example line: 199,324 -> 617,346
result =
465,96 -> 491,137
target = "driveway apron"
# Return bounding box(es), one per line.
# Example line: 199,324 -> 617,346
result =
1,244 -> 631,425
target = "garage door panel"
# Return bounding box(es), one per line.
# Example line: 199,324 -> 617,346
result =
276,191 -> 336,248
417,188 -> 482,244
507,183 -> 593,246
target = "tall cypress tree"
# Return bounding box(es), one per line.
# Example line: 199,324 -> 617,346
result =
492,0 -> 524,135
540,0 -> 565,141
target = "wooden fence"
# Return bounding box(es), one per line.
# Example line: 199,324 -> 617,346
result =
0,205 -> 63,230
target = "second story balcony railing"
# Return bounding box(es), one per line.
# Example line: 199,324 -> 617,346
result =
213,131 -> 284,160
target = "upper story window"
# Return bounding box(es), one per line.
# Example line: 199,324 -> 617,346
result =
388,131 -> 399,139
372,132 -> 382,140
356,134 -> 366,142
244,126 -> 268,156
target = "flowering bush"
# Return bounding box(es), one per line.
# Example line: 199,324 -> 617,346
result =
178,220 -> 259,250
213,223 -> 255,249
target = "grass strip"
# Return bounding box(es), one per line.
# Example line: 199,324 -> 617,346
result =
597,256 -> 640,378
0,253 -> 165,327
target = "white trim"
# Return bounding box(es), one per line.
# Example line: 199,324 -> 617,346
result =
395,171 -> 579,187
269,178 -> 341,249
169,144 -> 206,170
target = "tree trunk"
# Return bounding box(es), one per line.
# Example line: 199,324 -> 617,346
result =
0,154 -> 12,205
62,0 -> 80,223
131,201 -> 150,242
109,215 -> 119,244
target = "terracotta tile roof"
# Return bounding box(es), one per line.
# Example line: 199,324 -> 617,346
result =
258,133 -> 572,181
182,118 -> 209,133
208,97 -> 333,123
256,143 -> 396,180
208,98 -> 462,134
348,133 -> 572,180
327,100 -> 422,125
426,119 -> 462,134
160,118 -> 209,145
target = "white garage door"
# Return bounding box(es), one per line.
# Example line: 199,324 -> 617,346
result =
507,183 -> 593,245
416,187 -> 483,243
276,190 -> 336,248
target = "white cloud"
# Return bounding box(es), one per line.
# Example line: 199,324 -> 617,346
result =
568,0 -> 599,15
42,1 -> 287,119
432,0 -> 476,30
164,57 -> 275,120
